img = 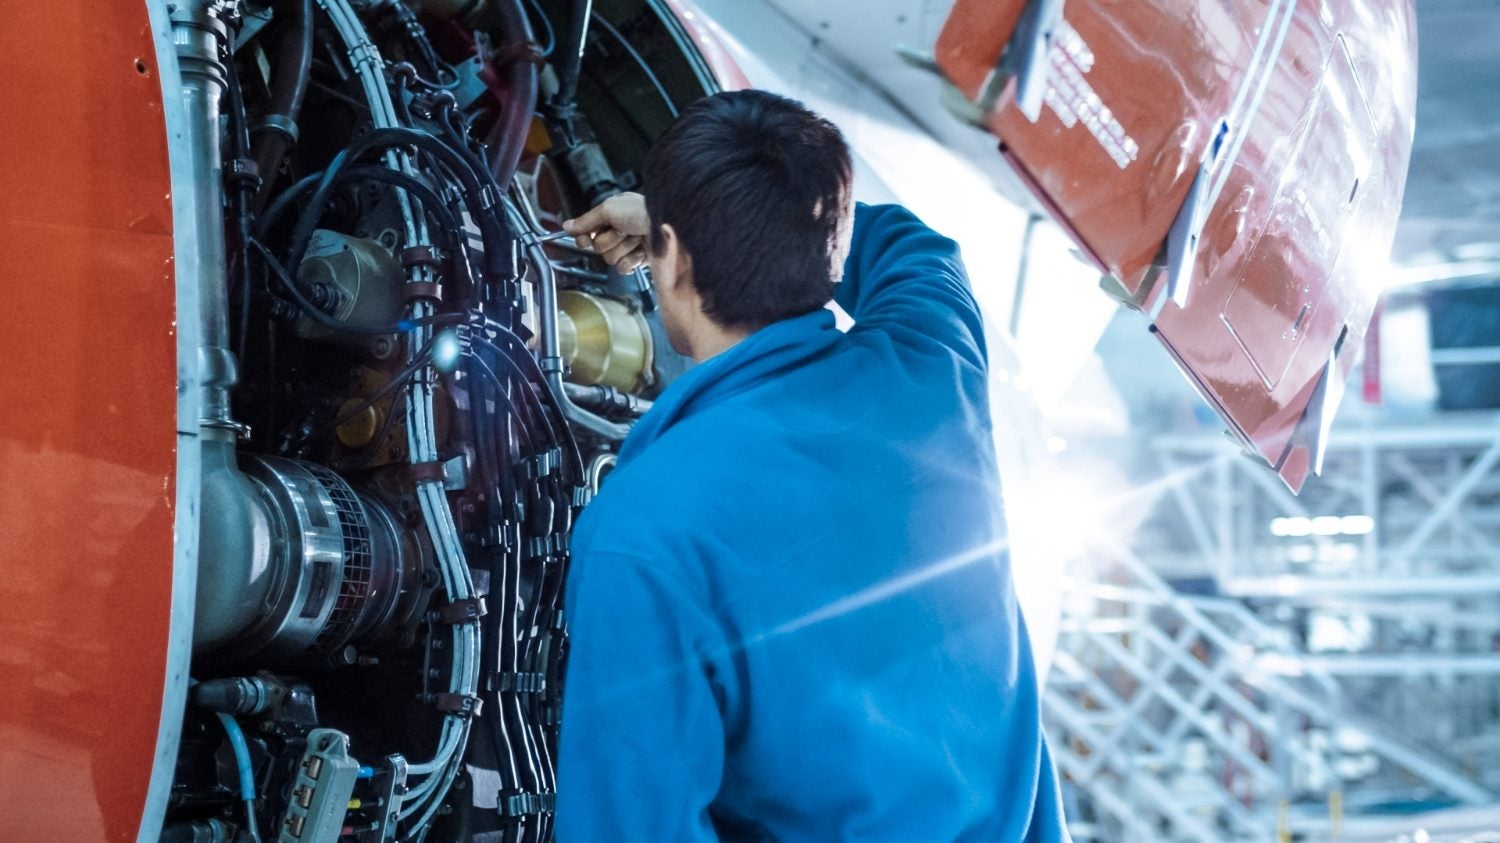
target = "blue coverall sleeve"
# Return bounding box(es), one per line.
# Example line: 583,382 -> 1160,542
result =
555,550 -> 726,842
834,203 -> 988,370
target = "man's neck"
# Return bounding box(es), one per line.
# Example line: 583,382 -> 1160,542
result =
690,323 -> 752,362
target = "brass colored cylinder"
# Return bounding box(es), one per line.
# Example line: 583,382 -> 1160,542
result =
556,290 -> 653,393
335,398 -> 382,449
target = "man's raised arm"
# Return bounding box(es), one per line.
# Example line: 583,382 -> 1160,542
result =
834,203 -> 988,371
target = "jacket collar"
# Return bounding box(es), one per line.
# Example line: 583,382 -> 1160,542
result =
617,308 -> 839,467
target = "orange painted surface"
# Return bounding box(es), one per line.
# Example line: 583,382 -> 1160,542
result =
936,0 -> 1416,489
0,3 -> 177,841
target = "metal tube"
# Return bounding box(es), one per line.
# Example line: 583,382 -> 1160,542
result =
251,0 -> 314,207
171,1 -> 241,435
509,198 -> 635,440
170,1 -> 283,654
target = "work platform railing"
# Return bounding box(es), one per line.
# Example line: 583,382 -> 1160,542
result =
1045,542 -> 1496,842
1046,412 -> 1500,841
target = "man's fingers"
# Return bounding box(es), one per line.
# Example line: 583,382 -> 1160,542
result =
591,229 -> 627,254
617,250 -> 646,273
563,203 -> 612,237
601,236 -> 642,268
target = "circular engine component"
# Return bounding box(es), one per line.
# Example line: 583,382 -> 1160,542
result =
223,455 -> 427,662
557,289 -> 654,392
294,229 -> 403,346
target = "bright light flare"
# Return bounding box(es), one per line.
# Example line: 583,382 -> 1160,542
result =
432,330 -> 462,373
1269,514 -> 1375,538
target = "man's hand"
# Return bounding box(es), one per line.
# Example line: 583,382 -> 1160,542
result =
563,192 -> 650,273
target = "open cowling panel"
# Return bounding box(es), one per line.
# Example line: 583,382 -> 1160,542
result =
932,0 -> 1417,491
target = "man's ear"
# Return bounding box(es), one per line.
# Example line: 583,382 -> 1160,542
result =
658,223 -> 694,292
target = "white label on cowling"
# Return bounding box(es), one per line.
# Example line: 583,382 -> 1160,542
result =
1043,20 -> 1141,170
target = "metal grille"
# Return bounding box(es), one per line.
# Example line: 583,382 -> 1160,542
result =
306,463 -> 373,650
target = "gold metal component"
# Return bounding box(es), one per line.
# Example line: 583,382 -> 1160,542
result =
335,397 -> 382,449
556,290 -> 653,393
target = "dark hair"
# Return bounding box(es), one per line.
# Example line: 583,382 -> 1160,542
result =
643,90 -> 853,330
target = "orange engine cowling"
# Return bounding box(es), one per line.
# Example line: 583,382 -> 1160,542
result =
0,3 -> 183,841
934,0 -> 1418,490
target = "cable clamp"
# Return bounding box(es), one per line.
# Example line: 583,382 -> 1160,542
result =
518,450 -> 560,481
251,113 -> 299,145
489,671 -> 546,694
479,520 -> 521,551
347,43 -> 383,73
431,693 -> 482,718
401,247 -> 443,271
526,533 -> 568,560
408,460 -> 446,485
224,156 -> 262,193
572,484 -> 592,508
410,455 -> 467,489
498,790 -> 556,818
432,596 -> 486,625
401,280 -> 444,302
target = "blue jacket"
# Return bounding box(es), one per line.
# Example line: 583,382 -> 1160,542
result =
557,204 -> 1068,842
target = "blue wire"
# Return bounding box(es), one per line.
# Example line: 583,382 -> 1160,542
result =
527,0 -> 556,57
215,712 -> 262,842
216,713 -> 257,800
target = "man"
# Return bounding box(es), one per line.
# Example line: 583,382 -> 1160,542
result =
555,90 -> 1067,842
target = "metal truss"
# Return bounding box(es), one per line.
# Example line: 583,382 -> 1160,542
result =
1047,412 -> 1500,841
1045,542 -> 1496,843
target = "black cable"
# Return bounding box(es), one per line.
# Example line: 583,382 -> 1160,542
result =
546,0 -> 594,145
257,164 -> 463,250
590,12 -> 678,118
280,128 -> 514,297
465,352 -> 539,454
388,1 -> 461,88
465,339 -> 554,838
474,376 -> 545,830
471,328 -> 583,481
225,60 -> 259,365
469,336 -> 560,453
433,105 -> 513,311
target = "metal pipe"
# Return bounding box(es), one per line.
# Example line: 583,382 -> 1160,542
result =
479,0 -> 539,188
564,381 -> 652,416
251,0 -> 314,207
510,198 -> 635,440
172,0 -> 283,654
533,240 -> 632,439
546,0 -> 593,143
585,451 -> 616,497
172,1 -> 241,434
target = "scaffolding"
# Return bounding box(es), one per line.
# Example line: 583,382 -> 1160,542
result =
1049,412 -> 1500,841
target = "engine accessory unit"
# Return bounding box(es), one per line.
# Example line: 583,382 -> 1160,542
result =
557,289 -> 655,392
293,230 -> 405,345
